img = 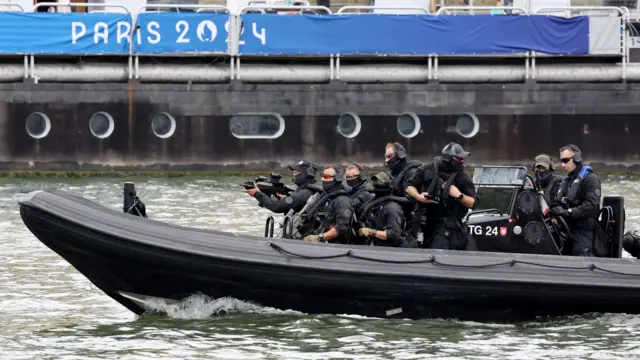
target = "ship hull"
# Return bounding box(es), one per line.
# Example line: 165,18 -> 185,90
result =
2,82 -> 640,171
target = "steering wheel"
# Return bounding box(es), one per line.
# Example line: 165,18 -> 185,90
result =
549,215 -> 571,246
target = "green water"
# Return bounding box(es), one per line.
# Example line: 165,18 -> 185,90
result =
2,176 -> 640,359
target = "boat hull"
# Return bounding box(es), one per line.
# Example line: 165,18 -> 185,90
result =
19,189 -> 640,321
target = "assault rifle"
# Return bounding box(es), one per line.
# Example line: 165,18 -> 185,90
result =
242,173 -> 295,199
276,192 -> 322,239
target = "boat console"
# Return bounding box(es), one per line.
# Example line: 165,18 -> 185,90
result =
464,166 -> 625,258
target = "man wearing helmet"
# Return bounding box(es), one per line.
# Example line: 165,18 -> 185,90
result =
406,142 -> 477,250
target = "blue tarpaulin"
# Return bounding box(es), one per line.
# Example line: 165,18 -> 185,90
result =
0,12 -> 590,56
239,14 -> 590,55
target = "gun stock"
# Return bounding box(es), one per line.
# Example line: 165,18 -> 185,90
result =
276,192 -> 322,239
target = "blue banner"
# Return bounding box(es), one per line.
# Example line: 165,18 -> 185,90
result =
0,12 -> 591,56
0,13 -> 131,54
133,12 -> 229,54
239,14 -> 590,55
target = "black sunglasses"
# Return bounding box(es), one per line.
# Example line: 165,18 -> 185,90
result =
560,157 -> 573,163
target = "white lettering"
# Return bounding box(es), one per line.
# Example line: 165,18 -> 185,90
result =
252,22 -> 266,45
176,20 -> 190,43
94,22 -> 109,44
147,21 -> 160,44
135,29 -> 142,45
468,225 -> 482,236
485,226 -> 498,236
117,21 -> 131,44
225,20 -> 245,45
71,22 -> 86,44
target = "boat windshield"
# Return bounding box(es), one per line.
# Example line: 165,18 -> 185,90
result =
474,187 -> 516,214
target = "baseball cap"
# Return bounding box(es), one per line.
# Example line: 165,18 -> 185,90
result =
442,142 -> 471,158
288,160 -> 316,173
534,154 -> 553,170
371,172 -> 391,185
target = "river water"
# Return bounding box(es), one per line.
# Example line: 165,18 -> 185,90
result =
2,175 -> 640,359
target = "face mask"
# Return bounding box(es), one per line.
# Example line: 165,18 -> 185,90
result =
322,180 -> 338,192
293,172 -> 307,186
385,155 -> 398,168
450,159 -> 464,170
536,170 -> 551,183
440,160 -> 461,173
346,178 -> 360,188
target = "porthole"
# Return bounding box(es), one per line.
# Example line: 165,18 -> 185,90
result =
25,112 -> 51,139
337,112 -> 361,138
89,112 -> 115,139
456,113 -> 480,139
151,112 -> 176,139
397,112 -> 421,138
229,113 -> 285,139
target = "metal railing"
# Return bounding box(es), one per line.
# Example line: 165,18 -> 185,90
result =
32,2 -> 130,13
436,6 -> 530,15
0,4 -> 635,83
534,5 -> 630,19
0,2 -> 25,12
336,6 -> 431,14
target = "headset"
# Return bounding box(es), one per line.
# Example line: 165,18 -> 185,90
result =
292,161 -> 318,178
333,165 -> 344,182
351,163 -> 367,182
393,142 -> 407,159
562,144 -> 582,163
386,142 -> 407,160
305,163 -> 318,178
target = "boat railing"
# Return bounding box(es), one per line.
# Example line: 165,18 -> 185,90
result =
265,216 -> 275,238
0,4 -> 635,83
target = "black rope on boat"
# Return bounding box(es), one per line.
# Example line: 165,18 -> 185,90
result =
511,260 -> 591,271
265,242 -> 640,276
348,253 -> 436,264
430,258 -> 515,269
589,264 -> 640,277
267,242 -> 353,260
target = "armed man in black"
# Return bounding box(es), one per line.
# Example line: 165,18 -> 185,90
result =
549,145 -> 607,257
345,163 -> 375,245
346,163 -> 374,216
384,142 -> 423,238
244,160 -> 321,214
358,172 -> 418,248
303,165 -> 354,244
532,154 -> 562,207
384,142 -> 422,197
407,142 -> 477,250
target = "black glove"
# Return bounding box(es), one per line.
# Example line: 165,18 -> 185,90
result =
549,206 -> 569,217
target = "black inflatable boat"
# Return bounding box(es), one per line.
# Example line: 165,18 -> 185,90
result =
17,166 -> 640,321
